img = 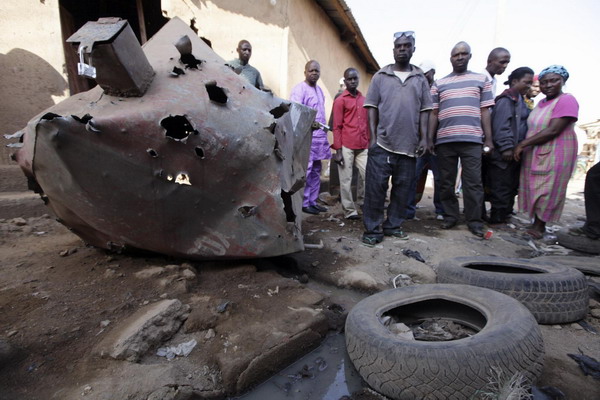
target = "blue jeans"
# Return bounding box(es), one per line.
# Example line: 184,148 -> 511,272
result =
406,153 -> 444,218
363,145 -> 416,238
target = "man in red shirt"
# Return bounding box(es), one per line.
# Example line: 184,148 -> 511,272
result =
332,68 -> 370,220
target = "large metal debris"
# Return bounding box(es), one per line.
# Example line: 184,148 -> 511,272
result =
9,17 -> 316,259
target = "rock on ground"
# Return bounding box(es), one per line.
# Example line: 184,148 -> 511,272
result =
95,299 -> 190,362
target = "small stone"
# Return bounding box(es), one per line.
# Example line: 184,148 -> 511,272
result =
552,325 -> 562,329
311,261 -> 320,267
142,300 -> 150,305
180,269 -> 197,281
384,263 -> 390,267
159,293 -> 168,299
59,248 -> 77,257
11,217 -> 27,226
82,385 -> 92,395
299,274 -> 309,284
590,309 -> 600,319
165,264 -> 180,272
7,330 -> 18,337
205,329 -> 216,339
134,266 -> 165,279
590,299 -> 600,309
571,323 -> 584,330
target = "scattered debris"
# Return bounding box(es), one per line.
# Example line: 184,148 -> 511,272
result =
531,385 -> 566,400
59,248 -> 77,257
402,249 -> 425,263
392,273 -> 413,288
304,240 -> 324,249
156,339 -> 198,360
567,351 -> 600,379
411,318 -> 475,341
216,301 -> 230,313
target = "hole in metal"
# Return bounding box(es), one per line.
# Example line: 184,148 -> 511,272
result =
238,206 -> 257,218
161,115 -> 198,141
280,190 -> 296,222
147,148 -> 158,158
269,103 -> 290,118
205,82 -> 228,104
194,147 -> 205,158
72,114 -> 93,124
170,67 -> 185,77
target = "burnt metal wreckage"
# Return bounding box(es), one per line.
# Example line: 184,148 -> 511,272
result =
7,17 -> 317,259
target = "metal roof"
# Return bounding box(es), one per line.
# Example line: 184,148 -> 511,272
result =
314,0 -> 380,74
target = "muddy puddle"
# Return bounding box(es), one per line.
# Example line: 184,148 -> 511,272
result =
234,333 -> 365,400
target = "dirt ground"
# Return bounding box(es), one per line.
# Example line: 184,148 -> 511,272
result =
0,176 -> 599,400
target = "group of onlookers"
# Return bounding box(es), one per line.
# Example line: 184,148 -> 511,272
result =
228,33 -> 597,245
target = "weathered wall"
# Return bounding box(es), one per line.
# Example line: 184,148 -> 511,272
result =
286,0 -> 371,112
0,0 -> 69,164
162,0 -> 373,116
0,0 -> 374,165
162,0 -> 288,95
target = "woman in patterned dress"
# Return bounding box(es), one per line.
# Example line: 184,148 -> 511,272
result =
514,65 -> 579,239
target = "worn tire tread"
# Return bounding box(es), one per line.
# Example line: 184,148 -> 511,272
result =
437,257 -> 588,324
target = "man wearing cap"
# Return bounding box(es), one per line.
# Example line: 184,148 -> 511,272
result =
428,41 -> 494,237
361,31 -> 432,245
405,60 -> 444,221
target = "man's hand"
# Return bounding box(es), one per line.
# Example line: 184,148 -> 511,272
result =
417,138 -> 428,156
501,149 -> 513,161
333,149 -> 344,166
483,139 -> 494,155
514,143 -> 525,161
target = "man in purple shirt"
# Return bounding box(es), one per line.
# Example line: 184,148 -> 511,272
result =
290,60 -> 331,215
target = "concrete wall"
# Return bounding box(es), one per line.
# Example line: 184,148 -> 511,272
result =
162,0 -> 373,116
286,0 -> 371,107
0,0 -> 374,165
0,0 -> 69,164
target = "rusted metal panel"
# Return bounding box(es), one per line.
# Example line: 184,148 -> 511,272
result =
9,17 -> 315,259
66,18 -> 155,97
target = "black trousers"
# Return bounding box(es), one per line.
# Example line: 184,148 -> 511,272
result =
437,142 -> 484,226
487,160 -> 520,223
584,162 -> 600,237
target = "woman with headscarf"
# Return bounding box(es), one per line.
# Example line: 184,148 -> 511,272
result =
514,65 -> 579,239
487,67 -> 534,224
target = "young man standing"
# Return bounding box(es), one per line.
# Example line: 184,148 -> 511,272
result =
483,47 -> 511,97
332,68 -> 369,220
428,41 -> 495,237
362,31 -> 432,244
290,60 -> 331,215
227,40 -> 266,91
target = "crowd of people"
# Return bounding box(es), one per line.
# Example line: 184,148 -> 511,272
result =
227,33 -> 596,245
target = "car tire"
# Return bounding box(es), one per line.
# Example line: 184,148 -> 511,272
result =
556,228 -> 600,255
437,256 -> 589,324
345,284 -> 544,400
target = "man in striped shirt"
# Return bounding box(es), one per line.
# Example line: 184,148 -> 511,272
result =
427,41 -> 494,237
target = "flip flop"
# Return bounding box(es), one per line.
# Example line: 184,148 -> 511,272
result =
524,229 -> 543,240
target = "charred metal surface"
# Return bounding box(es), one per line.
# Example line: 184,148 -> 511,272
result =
10,17 -> 316,259
67,18 -> 155,97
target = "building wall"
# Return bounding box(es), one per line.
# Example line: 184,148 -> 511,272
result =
0,0 -> 374,164
162,0 -> 374,116
0,0 -> 69,163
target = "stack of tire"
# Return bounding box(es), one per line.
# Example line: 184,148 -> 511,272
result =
345,257 -> 589,400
